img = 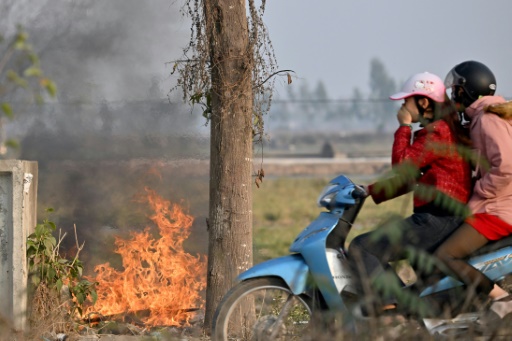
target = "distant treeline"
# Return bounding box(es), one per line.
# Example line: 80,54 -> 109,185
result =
267,58 -> 400,133
6,99 -> 209,162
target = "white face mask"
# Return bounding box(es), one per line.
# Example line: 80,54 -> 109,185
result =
458,112 -> 471,128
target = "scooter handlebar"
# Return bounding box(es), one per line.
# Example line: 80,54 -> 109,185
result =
351,185 -> 368,199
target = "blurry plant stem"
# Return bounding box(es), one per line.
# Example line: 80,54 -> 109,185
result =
71,224 -> 85,267
0,44 -> 15,77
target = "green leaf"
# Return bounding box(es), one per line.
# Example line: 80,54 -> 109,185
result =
5,139 -> 19,149
43,79 -> 57,97
44,248 -> 53,258
190,92 -> 203,104
35,224 -> 45,237
56,278 -> 63,293
14,40 -> 27,50
14,75 -> 28,88
47,267 -> 56,281
76,292 -> 85,305
6,70 -> 18,82
91,290 -> 98,304
1,103 -> 13,119
27,52 -> 39,64
23,66 -> 42,77
43,239 -> 55,252
15,30 -> 28,43
35,94 -> 44,105
48,221 -> 57,231
31,276 -> 41,287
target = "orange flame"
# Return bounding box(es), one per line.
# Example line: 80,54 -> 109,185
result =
86,188 -> 207,326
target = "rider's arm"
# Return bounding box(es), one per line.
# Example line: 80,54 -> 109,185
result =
392,122 -> 449,170
367,176 -> 412,204
391,125 -> 414,165
473,114 -> 512,198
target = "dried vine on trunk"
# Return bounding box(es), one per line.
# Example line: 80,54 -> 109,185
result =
171,0 -> 280,147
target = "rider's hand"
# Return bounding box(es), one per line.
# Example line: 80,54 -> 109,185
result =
397,104 -> 413,125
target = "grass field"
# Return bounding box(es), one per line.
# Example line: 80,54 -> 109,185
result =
252,175 -> 413,263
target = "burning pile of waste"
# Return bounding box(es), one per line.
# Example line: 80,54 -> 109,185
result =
84,187 -> 207,328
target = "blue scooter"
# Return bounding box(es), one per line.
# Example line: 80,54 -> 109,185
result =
211,174 -> 512,340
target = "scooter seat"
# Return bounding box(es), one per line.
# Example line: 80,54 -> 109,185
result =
471,235 -> 512,257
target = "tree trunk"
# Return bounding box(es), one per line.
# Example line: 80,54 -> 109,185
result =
203,0 -> 254,332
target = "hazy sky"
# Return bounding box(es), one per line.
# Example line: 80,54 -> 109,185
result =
262,0 -> 512,99
5,1 -> 510,102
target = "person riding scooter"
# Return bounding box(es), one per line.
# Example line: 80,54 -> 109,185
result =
348,72 -> 473,316
434,60 -> 512,327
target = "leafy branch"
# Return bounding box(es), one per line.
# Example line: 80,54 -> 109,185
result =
0,26 -> 57,153
26,209 -> 98,317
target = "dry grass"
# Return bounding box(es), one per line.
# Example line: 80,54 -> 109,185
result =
27,282 -> 80,341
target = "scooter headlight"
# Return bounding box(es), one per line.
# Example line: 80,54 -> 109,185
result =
317,184 -> 340,208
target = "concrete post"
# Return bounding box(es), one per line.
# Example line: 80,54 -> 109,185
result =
0,160 -> 38,331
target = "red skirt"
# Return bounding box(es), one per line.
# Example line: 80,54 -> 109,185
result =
466,213 -> 512,241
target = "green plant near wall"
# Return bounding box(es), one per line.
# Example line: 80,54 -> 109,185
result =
26,209 -> 98,317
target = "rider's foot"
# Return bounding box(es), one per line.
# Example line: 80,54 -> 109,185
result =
357,303 -> 398,318
489,294 -> 512,318
382,304 -> 398,311
476,294 -> 512,332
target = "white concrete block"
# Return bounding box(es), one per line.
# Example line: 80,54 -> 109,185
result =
0,160 -> 38,331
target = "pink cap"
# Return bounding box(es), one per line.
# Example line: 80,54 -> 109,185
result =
390,72 -> 446,102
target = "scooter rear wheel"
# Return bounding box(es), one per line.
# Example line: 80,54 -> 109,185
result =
212,277 -> 313,341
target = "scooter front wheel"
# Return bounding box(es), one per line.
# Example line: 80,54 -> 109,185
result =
212,277 -> 313,341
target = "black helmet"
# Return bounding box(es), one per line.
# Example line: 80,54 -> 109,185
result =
444,60 -> 497,107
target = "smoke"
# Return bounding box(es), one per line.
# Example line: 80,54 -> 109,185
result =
3,0 -> 208,151
2,0 -> 211,270
7,0 -> 190,102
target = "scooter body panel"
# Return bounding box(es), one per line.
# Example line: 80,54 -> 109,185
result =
290,212 -> 341,252
420,246 -> 512,296
236,254 -> 310,295
290,212 -> 351,312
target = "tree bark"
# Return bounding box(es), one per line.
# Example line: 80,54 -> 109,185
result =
203,0 -> 254,332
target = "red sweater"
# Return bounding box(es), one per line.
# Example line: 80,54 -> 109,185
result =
369,121 -> 472,213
